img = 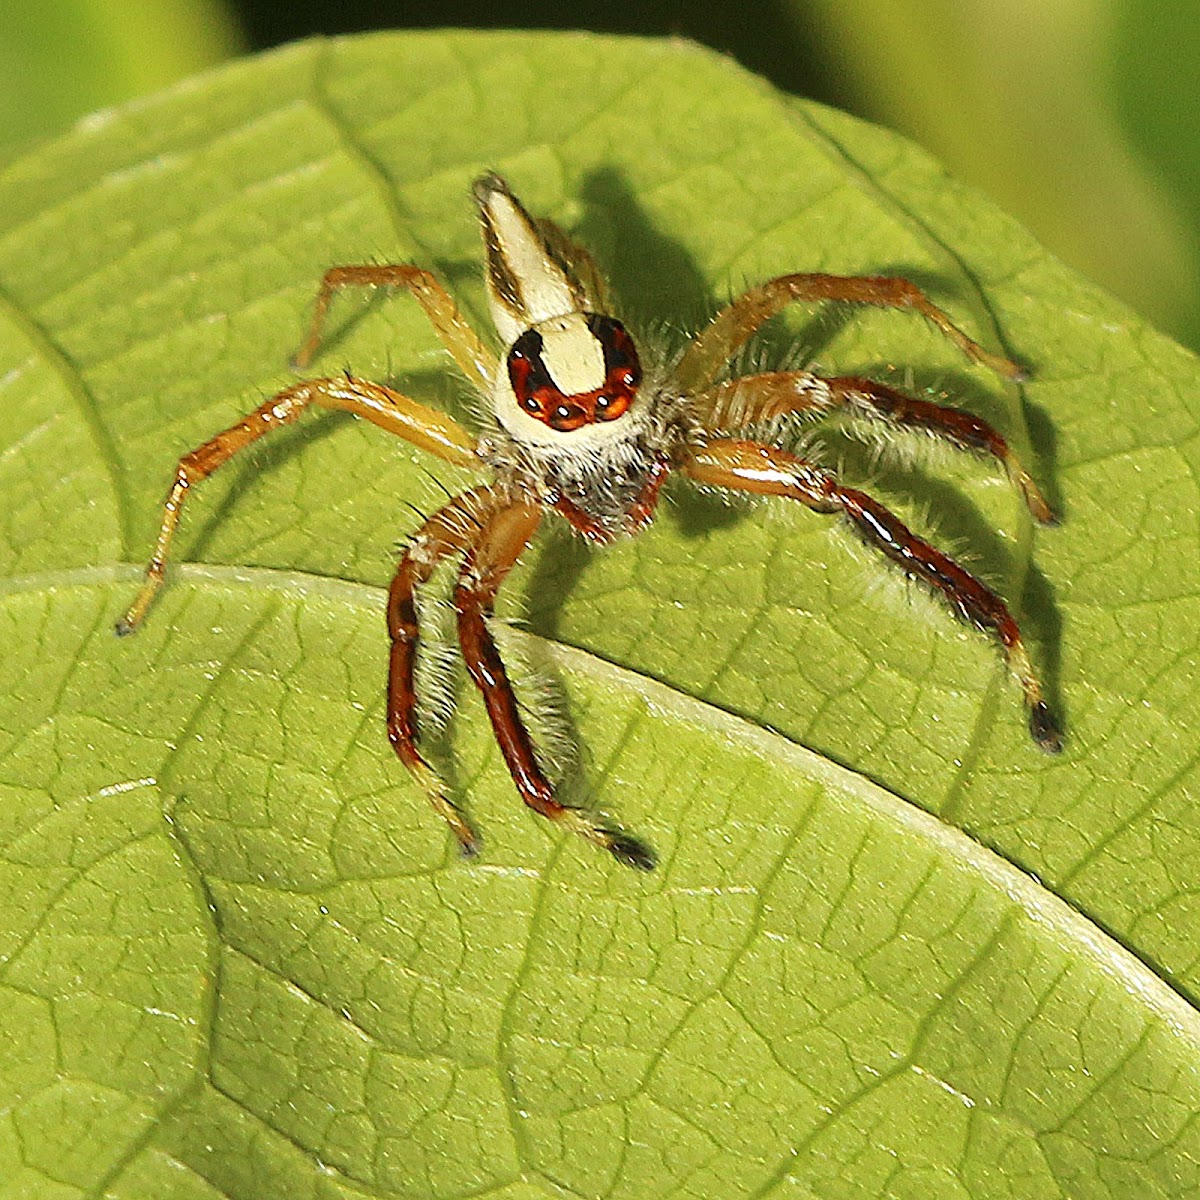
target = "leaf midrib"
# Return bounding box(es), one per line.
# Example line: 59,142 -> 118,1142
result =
7,556 -> 1198,1043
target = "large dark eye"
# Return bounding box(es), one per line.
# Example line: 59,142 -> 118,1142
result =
586,315 -> 643,391
507,328 -> 553,418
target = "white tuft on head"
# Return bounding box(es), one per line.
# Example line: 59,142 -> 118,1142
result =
473,174 -> 584,345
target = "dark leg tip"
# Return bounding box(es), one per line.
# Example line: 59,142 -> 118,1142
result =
1028,495 -> 1061,528
457,834 -> 482,859
114,618 -> 135,638
606,831 -> 657,872
1030,701 -> 1063,754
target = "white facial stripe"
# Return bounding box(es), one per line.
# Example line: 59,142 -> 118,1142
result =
538,314 -> 605,395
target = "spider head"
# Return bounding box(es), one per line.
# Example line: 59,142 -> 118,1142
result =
504,312 -> 642,434
474,172 -> 645,447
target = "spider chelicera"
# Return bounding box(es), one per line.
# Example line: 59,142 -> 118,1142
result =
118,173 -> 1061,870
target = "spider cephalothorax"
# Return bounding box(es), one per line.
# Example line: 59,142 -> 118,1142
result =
119,172 -> 1061,870
477,173 -> 694,544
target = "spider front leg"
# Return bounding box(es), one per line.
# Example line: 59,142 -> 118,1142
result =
695,371 -> 1055,524
683,438 -> 1062,752
387,485 -> 505,856
292,263 -> 495,389
676,272 -> 1025,393
453,502 -> 656,870
116,375 -> 479,634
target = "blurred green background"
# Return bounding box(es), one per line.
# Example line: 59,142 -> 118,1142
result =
4,0 -> 1197,351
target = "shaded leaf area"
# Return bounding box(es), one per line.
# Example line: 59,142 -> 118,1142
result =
3,574 -> 1200,1198
1,30 -> 1200,1198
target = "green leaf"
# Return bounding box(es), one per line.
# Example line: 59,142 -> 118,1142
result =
1111,0 -> 1200,350
2,30 -> 1199,1198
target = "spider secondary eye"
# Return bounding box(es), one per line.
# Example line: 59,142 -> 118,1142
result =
550,403 -> 588,432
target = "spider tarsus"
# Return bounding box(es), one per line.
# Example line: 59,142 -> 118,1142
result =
981,346 -> 1028,382
1029,701 -> 1064,754
113,617 -> 135,638
1029,500 -> 1058,528
1007,467 -> 1057,526
562,808 -> 656,870
1023,486 -> 1058,527
456,833 -> 482,859
968,346 -> 1028,383
604,830 -> 657,872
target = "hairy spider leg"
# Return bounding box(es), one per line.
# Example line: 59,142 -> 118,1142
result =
683,438 -> 1062,752
115,375 -> 478,634
292,263 -> 497,389
387,485 -> 503,856
454,502 -> 656,870
694,371 -> 1055,524
676,273 -> 1025,393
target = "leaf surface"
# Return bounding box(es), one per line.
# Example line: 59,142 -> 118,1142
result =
2,31 -> 1199,1199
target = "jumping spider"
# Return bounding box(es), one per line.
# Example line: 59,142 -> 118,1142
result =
118,173 -> 1061,870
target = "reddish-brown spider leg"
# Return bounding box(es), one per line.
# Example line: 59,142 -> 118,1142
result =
676,273 -> 1025,393
116,375 -> 478,634
292,264 -> 496,390
683,438 -> 1062,752
550,456 -> 671,543
454,503 -> 656,869
387,485 -> 504,855
694,371 -> 1055,524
